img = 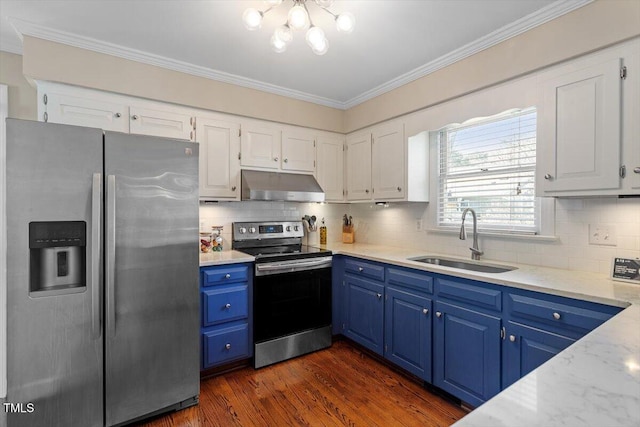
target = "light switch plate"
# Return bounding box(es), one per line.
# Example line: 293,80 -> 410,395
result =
589,224 -> 617,246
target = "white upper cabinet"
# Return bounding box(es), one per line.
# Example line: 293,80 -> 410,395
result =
537,40 -> 639,197
281,129 -> 316,173
316,134 -> 344,202
240,122 -> 281,170
372,122 -> 405,200
129,106 -> 194,141
196,116 -> 240,200
346,131 -> 372,201
44,91 -> 129,133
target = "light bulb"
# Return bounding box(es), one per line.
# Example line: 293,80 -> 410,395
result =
336,12 -> 355,33
288,4 -> 309,30
305,26 -> 325,49
314,0 -> 334,7
242,8 -> 263,31
264,0 -> 283,5
270,34 -> 287,53
275,24 -> 293,44
311,37 -> 329,55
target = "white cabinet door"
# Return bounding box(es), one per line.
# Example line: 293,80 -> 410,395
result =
45,92 -> 129,132
346,132 -> 372,201
281,130 -> 316,172
129,106 -> 194,141
538,57 -> 622,194
626,52 -> 640,191
196,117 -> 240,200
372,122 -> 405,200
317,135 -> 344,202
240,123 -> 281,169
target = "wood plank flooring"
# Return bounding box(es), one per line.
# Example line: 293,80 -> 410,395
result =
138,340 -> 467,427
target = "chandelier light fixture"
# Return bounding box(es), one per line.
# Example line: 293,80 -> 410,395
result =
242,0 -> 355,55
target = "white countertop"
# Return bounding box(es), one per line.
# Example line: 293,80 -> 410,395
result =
320,242 -> 640,427
199,250 -> 254,267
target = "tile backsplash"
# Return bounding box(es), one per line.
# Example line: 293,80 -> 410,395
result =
200,197 -> 640,275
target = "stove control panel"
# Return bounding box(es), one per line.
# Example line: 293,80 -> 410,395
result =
232,221 -> 304,241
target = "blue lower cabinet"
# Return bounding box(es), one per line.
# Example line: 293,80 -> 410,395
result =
200,263 -> 253,371
384,286 -> 432,381
503,321 -> 575,389
203,323 -> 250,368
434,301 -> 501,407
344,275 -> 385,355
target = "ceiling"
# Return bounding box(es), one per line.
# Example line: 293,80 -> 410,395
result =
0,0 -> 590,109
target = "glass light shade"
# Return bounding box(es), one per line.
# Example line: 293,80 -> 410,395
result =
311,37 -> 329,55
288,4 -> 309,30
270,34 -> 287,53
275,24 -> 293,44
314,0 -> 334,7
264,0 -> 283,5
336,12 -> 355,33
305,26 -> 325,49
242,8 -> 263,31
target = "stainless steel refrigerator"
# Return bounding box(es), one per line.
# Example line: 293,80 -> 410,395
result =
4,119 -> 200,427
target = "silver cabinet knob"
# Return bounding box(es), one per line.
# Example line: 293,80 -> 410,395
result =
231,186 -> 237,191
114,112 -> 121,118
225,274 -> 231,279
225,343 -> 231,350
509,335 -> 516,342
284,158 -> 288,163
131,115 -> 139,120
397,187 -> 402,192
274,157 -> 279,162
436,311 -> 442,318
365,189 -> 370,193
544,173 -> 552,180
422,308 -> 429,315
376,293 -> 382,299
358,267 -> 364,272
553,312 -> 561,320
225,303 -> 231,309
634,167 -> 640,174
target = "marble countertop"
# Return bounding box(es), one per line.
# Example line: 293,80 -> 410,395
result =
199,250 -> 254,267
320,242 -> 640,426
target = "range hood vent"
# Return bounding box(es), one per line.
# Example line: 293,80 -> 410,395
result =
241,170 -> 325,202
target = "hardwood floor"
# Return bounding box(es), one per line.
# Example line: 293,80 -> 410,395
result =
138,340 -> 467,427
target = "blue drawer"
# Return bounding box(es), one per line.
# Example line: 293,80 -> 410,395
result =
388,267 -> 433,294
202,264 -> 249,287
202,323 -> 250,368
345,258 -> 385,282
202,284 -> 248,327
436,277 -> 502,312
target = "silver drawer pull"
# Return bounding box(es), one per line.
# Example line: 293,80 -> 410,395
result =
436,311 -> 442,318
376,293 -> 382,299
553,312 -> 561,320
131,114 -> 139,120
225,343 -> 231,350
544,173 -> 553,180
358,267 -> 364,272
634,167 -> 640,174
225,274 -> 231,279
422,308 -> 429,315
114,112 -> 121,118
509,335 -> 516,342
225,303 -> 231,309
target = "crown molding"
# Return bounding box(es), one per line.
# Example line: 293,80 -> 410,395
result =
8,0 -> 593,110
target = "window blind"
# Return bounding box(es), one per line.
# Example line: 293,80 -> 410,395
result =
438,108 -> 538,233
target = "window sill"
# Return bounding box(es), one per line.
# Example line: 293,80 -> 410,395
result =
426,228 -> 559,242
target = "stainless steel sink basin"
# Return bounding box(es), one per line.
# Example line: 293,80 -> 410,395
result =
408,256 -> 517,273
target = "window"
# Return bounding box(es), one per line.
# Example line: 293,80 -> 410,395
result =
437,108 -> 539,234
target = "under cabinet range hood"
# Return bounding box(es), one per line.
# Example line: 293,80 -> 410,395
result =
241,169 -> 325,202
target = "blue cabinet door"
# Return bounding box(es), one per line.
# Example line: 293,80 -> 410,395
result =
344,275 -> 385,355
503,321 -> 575,388
385,286 -> 432,381
434,301 -> 501,407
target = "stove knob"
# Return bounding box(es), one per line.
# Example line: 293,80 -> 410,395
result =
294,225 -> 299,231
286,226 -> 292,232
248,227 -> 256,233
238,227 -> 247,234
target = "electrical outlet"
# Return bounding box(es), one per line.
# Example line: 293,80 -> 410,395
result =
589,224 -> 617,246
416,219 -> 423,231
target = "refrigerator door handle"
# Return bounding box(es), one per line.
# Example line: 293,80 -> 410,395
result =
91,173 -> 102,339
107,174 -> 117,338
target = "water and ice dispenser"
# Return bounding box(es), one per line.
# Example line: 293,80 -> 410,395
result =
29,221 -> 86,295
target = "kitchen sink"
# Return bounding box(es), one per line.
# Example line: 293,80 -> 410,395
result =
408,256 -> 517,273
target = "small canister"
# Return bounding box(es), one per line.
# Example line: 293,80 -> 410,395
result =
211,226 -> 224,251
200,231 -> 213,253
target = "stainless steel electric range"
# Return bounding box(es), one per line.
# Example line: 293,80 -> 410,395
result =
232,221 -> 332,369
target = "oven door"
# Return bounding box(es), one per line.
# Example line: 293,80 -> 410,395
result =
253,259 -> 332,343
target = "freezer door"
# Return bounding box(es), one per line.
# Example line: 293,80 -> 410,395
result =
104,132 -> 200,426
5,119 -> 104,427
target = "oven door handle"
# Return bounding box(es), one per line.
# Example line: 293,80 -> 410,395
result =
256,256 -> 332,275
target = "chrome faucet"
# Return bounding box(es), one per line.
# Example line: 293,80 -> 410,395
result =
459,208 -> 483,260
